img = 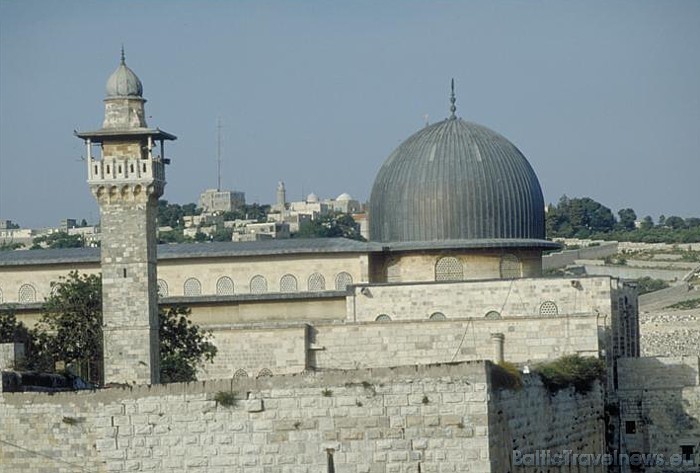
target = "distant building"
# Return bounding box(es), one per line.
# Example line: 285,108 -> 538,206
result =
267,183 -> 363,233
198,188 -> 245,213
232,221 -> 290,242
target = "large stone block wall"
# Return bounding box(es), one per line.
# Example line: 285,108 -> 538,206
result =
617,357 -> 700,472
488,378 -> 605,473
195,308 -> 602,382
348,276 -> 614,323
200,325 -> 309,380
0,361 -> 607,473
307,317 -> 599,372
181,296 -> 347,326
1,362 -> 496,473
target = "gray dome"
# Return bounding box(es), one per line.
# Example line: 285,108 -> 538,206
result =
105,54 -> 143,98
369,117 -> 545,243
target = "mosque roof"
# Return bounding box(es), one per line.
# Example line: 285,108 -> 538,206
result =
0,239 -> 382,267
369,81 -> 548,247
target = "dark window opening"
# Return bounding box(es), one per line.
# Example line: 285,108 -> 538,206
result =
326,449 -> 335,473
625,421 -> 637,434
681,445 -> 694,461
123,268 -> 127,278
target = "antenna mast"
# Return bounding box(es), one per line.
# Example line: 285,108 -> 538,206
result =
217,118 -> 222,191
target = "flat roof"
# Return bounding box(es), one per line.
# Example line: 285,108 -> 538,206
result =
0,237 -> 561,267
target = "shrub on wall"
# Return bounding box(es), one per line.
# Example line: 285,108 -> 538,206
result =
490,361 -> 524,391
535,354 -> 605,394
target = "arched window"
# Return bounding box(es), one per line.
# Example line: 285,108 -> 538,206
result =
18,284 -> 36,303
250,275 -> 268,294
233,369 -> 249,380
375,314 -> 391,322
540,301 -> 559,316
485,310 -> 502,320
429,312 -> 446,320
157,279 -> 169,297
279,274 -> 298,293
216,276 -> 234,295
335,272 -> 353,291
500,254 -> 522,279
308,273 -> 326,292
257,368 -> 273,378
183,278 -> 201,296
435,256 -> 463,281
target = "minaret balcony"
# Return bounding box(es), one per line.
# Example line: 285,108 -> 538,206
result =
88,156 -> 165,185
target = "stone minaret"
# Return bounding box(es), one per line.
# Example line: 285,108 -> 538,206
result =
276,180 -> 286,212
76,50 -> 176,385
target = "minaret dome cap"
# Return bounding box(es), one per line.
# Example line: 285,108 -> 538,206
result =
105,48 -> 143,98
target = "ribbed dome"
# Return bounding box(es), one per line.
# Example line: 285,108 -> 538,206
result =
369,117 -> 545,243
106,54 -> 143,98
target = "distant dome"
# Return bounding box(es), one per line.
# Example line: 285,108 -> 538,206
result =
306,193 -> 319,203
336,192 -> 353,201
369,117 -> 545,243
106,52 -> 143,98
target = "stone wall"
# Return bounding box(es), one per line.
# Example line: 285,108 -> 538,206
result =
347,276 -> 614,322
617,357 -> 700,472
376,249 -> 542,284
488,377 -> 605,473
542,241 -> 618,270
158,253 -> 368,297
310,317 -> 600,371
201,324 -> 309,380
0,361 -> 606,473
196,312 -> 601,382
0,342 -> 24,371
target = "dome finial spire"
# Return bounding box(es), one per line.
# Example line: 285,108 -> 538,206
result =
449,78 -> 457,119
120,44 -> 126,64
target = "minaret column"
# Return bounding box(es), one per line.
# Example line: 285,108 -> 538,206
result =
77,50 -> 175,385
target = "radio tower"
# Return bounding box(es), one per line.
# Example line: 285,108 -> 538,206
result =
217,117 -> 222,191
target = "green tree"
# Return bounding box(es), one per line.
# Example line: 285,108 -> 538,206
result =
664,216 -> 686,230
31,231 -> 84,249
0,240 -> 24,251
546,196 -> 616,238
639,216 -> 654,231
34,272 -> 103,382
617,208 -> 637,231
25,272 -> 216,385
0,306 -> 30,344
296,212 -> 364,240
159,306 -> 217,383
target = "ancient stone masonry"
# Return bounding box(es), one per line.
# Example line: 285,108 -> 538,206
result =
616,357 -> 700,473
0,361 -> 605,473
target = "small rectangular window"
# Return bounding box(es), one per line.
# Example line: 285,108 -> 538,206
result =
625,421 -> 636,434
123,268 -> 127,278
681,445 -> 694,461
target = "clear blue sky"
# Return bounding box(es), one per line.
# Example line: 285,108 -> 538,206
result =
1,0 -> 698,228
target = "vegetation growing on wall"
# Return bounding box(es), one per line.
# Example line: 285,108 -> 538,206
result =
633,277 -> 670,295
534,354 -> 605,394
490,361 -> 524,391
